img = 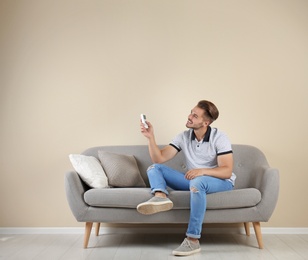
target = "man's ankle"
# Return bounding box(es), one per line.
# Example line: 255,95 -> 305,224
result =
154,192 -> 167,198
187,237 -> 199,243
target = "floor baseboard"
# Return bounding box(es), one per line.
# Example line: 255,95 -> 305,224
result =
1,227 -> 308,235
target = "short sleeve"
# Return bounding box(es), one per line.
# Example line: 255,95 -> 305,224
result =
215,132 -> 233,156
169,132 -> 184,152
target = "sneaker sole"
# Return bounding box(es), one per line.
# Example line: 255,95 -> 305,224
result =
137,201 -> 173,215
172,247 -> 201,256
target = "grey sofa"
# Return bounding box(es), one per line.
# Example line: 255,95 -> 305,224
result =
65,144 -> 279,249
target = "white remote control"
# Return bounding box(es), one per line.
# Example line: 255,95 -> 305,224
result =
140,114 -> 148,129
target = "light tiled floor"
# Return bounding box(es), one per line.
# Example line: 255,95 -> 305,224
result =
1,233 -> 308,259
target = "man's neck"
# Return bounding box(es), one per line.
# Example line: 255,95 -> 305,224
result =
193,127 -> 208,142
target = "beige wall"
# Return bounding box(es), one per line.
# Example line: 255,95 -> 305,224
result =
1,0 -> 307,228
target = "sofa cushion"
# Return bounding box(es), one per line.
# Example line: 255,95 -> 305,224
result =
69,154 -> 109,188
84,188 -> 261,210
98,151 -> 146,187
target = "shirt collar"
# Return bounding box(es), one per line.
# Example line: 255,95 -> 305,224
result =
191,126 -> 212,143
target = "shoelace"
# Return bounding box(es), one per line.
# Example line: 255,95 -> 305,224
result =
182,238 -> 194,249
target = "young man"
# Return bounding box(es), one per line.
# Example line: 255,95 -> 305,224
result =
137,100 -> 236,256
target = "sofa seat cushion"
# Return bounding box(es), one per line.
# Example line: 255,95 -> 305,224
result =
84,188 -> 261,210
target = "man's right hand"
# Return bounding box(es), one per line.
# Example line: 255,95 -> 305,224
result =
140,120 -> 177,164
140,120 -> 154,139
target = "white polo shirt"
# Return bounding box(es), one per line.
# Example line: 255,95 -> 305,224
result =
169,127 -> 236,186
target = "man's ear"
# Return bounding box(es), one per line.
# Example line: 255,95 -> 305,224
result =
203,120 -> 210,127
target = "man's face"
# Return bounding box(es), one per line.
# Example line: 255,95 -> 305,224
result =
186,106 -> 208,130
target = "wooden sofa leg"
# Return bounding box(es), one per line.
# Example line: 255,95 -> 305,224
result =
95,222 -> 101,236
84,222 -> 93,249
253,222 -> 264,249
244,222 -> 250,236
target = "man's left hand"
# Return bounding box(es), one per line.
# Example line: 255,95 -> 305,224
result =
185,169 -> 204,180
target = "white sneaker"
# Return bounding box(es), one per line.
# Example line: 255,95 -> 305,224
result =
137,197 -> 173,215
172,238 -> 201,256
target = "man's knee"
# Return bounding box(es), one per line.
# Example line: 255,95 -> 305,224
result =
147,164 -> 163,176
189,179 -> 202,193
147,164 -> 157,172
147,163 -> 169,172
190,186 -> 199,193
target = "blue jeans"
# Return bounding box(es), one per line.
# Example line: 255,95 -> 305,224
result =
147,164 -> 233,239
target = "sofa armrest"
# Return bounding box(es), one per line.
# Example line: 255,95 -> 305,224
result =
64,171 -> 90,222
254,166 -> 280,221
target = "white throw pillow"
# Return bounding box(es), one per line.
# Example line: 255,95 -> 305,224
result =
69,154 -> 109,188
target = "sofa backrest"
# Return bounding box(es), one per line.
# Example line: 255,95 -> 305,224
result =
82,144 -> 269,189
232,144 -> 269,189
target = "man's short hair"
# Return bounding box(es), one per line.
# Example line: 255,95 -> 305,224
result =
197,100 -> 219,124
